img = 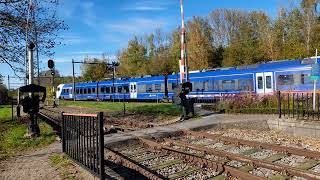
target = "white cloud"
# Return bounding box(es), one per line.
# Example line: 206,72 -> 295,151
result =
105,17 -> 169,34
122,0 -> 173,11
80,1 -> 97,28
62,34 -> 92,45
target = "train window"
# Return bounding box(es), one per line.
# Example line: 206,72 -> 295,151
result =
88,88 -> 91,94
208,80 -> 214,90
155,84 -> 161,92
213,81 -> 220,90
301,74 -> 312,84
101,87 -> 105,93
104,87 -> 109,93
84,89 -> 87,94
194,81 -> 204,91
278,75 -> 294,85
92,88 -> 95,93
172,83 -> 178,90
222,80 -> 235,90
266,76 -> 272,89
138,85 -> 146,93
123,86 -> 129,93
239,79 -> 253,91
257,77 -> 263,89
80,89 -> 83,94
203,81 -> 209,90
118,86 -> 122,93
146,84 -> 152,92
76,89 -> 79,94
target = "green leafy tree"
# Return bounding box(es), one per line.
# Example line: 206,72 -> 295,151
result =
118,36 -> 148,77
81,55 -> 113,82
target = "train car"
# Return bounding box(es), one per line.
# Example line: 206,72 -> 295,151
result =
56,59 -> 318,101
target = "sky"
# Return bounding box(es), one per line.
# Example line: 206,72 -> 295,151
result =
1,0 -> 295,88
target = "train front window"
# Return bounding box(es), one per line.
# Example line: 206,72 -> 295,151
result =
257,77 -> 263,89
266,76 -> 272,89
278,75 -> 294,85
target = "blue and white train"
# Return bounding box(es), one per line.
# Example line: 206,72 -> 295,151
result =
56,59 -> 318,101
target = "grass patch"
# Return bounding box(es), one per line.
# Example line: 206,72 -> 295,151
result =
0,106 -> 57,160
49,153 -> 75,180
59,100 -> 181,117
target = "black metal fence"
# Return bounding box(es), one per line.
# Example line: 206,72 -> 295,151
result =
277,91 -> 320,121
62,112 -> 105,180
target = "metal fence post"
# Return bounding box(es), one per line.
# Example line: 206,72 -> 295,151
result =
61,112 -> 65,153
277,91 -> 281,118
98,112 -> 105,180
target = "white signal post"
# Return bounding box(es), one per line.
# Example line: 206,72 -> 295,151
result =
180,0 -> 188,83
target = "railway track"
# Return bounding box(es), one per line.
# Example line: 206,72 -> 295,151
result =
106,131 -> 320,180
36,109 -> 320,179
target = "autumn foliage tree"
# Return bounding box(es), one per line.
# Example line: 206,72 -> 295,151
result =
116,0 -> 320,78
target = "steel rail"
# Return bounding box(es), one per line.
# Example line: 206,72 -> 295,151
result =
106,148 -> 164,180
184,130 -> 320,159
139,138 -> 267,180
165,138 -> 320,180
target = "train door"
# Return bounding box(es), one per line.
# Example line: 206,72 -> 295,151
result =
256,72 -> 274,94
130,82 -> 137,99
69,88 -> 73,99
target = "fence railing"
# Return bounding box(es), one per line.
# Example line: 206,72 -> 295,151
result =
192,91 -> 320,121
277,91 -> 320,121
62,112 -> 105,180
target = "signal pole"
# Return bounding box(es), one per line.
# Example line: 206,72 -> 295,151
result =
180,0 -> 188,83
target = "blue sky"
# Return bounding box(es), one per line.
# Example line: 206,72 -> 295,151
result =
1,0 -> 294,88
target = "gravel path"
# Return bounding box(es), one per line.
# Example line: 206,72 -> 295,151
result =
0,141 -> 95,180
0,141 -> 62,180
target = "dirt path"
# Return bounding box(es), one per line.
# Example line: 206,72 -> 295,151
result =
0,141 -> 95,180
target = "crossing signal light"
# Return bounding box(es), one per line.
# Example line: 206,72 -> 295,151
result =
48,59 -> 54,69
51,71 -> 55,76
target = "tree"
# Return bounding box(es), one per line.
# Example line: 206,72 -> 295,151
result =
118,36 -> 148,77
186,16 -> 215,70
0,0 -> 67,76
81,55 -> 113,82
38,69 -> 60,87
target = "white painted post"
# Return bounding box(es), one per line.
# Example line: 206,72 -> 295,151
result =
28,43 -> 34,85
313,49 -> 318,111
